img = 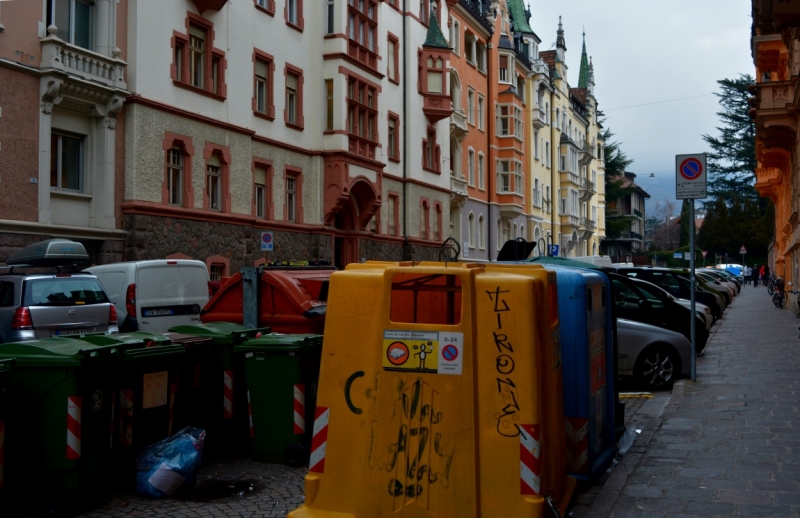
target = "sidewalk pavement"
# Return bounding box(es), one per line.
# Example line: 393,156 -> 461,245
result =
581,282 -> 800,518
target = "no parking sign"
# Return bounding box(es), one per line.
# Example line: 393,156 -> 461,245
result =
675,153 -> 708,200
260,231 -> 274,252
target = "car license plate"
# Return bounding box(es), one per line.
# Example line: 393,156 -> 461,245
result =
56,328 -> 90,336
144,308 -> 174,317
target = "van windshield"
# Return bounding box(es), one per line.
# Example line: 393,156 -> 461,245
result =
24,277 -> 110,306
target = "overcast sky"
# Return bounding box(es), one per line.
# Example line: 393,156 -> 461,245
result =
527,0 -> 753,214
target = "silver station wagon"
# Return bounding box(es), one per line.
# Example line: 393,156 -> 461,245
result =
0,239 -> 118,343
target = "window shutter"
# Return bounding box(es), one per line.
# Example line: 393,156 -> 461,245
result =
189,25 -> 206,41
255,59 -> 268,78
499,55 -> 508,69
254,167 -> 267,185
427,71 -> 442,94
207,154 -> 221,168
388,40 -> 395,75
286,73 -> 298,90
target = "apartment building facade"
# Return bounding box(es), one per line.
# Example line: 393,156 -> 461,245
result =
0,0 -> 129,263
601,172 -> 649,259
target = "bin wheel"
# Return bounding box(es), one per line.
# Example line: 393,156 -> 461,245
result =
284,442 -> 307,467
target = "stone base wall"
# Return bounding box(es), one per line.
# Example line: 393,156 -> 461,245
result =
0,233 -> 124,265
359,239 -> 404,262
124,215 -> 334,272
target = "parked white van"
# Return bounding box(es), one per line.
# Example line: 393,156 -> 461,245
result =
85,260 -> 210,333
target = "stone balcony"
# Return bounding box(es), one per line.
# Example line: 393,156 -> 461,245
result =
560,171 -> 580,187
578,143 -> 595,166
756,80 -> 795,111
579,177 -> 596,201
560,214 -> 580,229
450,174 -> 468,206
40,29 -> 127,90
450,109 -> 468,141
532,108 -> 547,129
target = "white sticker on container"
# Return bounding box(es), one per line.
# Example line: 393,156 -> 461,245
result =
142,371 -> 169,409
245,352 -> 254,358
437,332 -> 464,375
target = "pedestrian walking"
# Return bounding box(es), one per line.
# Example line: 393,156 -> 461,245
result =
744,265 -> 752,285
753,263 -> 760,286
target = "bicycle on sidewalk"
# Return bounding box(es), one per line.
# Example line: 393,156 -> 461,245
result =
767,274 -> 778,295
774,277 -> 789,308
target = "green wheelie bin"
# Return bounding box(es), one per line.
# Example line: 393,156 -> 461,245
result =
233,334 -> 323,466
0,338 -> 120,513
166,323 -> 269,456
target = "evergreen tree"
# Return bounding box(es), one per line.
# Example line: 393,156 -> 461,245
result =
679,200 -> 691,247
602,125 -> 636,239
701,74 -> 757,200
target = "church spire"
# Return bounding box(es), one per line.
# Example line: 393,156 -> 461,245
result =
578,30 -> 590,88
556,15 -> 566,51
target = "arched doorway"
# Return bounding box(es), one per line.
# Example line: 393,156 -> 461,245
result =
334,199 -> 358,270
331,179 -> 380,270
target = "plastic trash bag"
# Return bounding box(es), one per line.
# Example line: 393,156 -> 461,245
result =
135,426 -> 206,498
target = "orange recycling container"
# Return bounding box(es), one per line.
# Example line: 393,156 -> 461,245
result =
288,261 -> 575,518
201,268 -> 332,334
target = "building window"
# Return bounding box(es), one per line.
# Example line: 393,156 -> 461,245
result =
476,42 -> 486,72
209,264 -> 225,281
255,0 -> 275,14
286,175 -> 297,222
425,55 -> 444,94
478,95 -> 485,130
479,215 -> 485,249
464,33 -> 475,63
433,204 -> 442,241
545,141 -> 551,167
468,149 -> 475,186
172,14 -> 227,99
420,200 -> 429,239
388,194 -> 398,235
450,18 -> 460,55
206,156 -> 222,211
347,75 -> 380,159
514,162 -> 523,194
534,130 -> 539,159
348,0 -> 378,69
325,79 -> 334,131
327,0 -> 335,34
497,160 -> 511,193
517,76 -> 525,102
253,51 -> 275,119
422,128 -> 440,172
387,34 -> 400,81
167,147 -> 183,205
286,0 -> 304,29
478,153 -> 485,189
497,104 -> 523,138
467,89 -> 475,125
50,132 -> 83,192
469,213 -> 475,248
284,65 -> 304,129
388,113 -> 400,161
47,0 -> 93,50
253,163 -> 271,219
499,54 -> 510,83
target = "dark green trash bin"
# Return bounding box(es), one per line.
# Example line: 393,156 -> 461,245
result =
167,323 -> 269,455
0,338 -> 120,510
233,334 -> 323,466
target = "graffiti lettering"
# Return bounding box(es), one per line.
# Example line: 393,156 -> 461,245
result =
344,370 -> 365,415
488,286 -> 522,438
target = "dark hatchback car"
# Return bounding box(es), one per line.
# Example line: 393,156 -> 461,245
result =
0,239 -> 118,343
606,272 -> 709,354
606,266 -> 722,320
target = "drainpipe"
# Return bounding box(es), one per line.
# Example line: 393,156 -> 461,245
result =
486,42 -> 494,262
402,0 -> 409,260
550,89 -> 556,255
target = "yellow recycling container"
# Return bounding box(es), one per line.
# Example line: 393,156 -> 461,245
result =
288,262 -> 575,518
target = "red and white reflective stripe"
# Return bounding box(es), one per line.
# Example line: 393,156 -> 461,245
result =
0,420 -> 5,488
308,406 -> 329,473
519,424 -> 541,495
168,382 -> 178,436
66,396 -> 82,460
293,384 -> 305,434
119,389 -> 134,447
223,370 -> 234,419
247,389 -> 254,439
565,417 -> 589,473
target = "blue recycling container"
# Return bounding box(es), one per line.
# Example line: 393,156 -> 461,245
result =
547,266 -> 616,482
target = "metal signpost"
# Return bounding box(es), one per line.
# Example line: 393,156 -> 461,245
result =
676,153 -> 708,382
740,245 -> 747,269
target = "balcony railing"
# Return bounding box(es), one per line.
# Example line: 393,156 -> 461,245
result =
533,108 -> 547,129
631,231 -> 643,240
347,40 -> 378,71
561,214 -> 580,227
40,32 -> 127,89
633,209 -> 643,218
580,217 -> 596,230
560,171 -> 580,186
450,174 -> 468,196
450,109 -> 468,140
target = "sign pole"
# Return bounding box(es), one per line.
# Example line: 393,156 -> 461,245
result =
689,200 -> 696,382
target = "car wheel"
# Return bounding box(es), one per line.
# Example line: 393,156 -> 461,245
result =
635,345 -> 680,391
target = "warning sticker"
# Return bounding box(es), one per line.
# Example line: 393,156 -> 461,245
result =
143,371 -> 169,409
382,330 -> 463,375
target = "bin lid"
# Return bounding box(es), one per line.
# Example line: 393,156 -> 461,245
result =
168,322 -> 270,344
75,332 -> 173,348
0,337 -> 121,367
233,333 -> 323,354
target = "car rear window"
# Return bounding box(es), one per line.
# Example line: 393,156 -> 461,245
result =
0,281 -> 14,307
23,277 -> 110,306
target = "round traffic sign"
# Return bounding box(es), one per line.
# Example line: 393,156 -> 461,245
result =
262,233 -> 272,244
679,158 -> 703,180
441,344 -> 459,362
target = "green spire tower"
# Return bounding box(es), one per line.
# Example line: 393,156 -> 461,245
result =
578,30 -> 590,88
423,8 -> 450,49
